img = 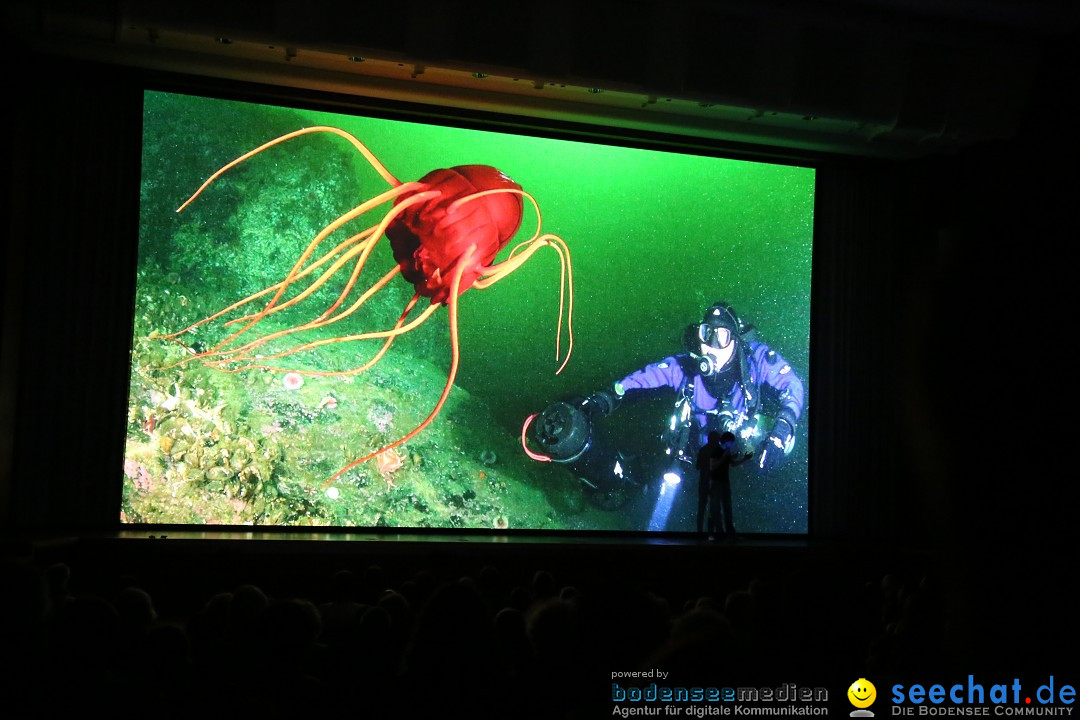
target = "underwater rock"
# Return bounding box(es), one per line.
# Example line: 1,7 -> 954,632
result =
368,403 -> 394,433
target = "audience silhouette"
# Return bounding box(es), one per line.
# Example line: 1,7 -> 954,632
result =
0,541 -> 1068,719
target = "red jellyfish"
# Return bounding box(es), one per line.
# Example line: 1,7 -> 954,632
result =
158,126 -> 573,488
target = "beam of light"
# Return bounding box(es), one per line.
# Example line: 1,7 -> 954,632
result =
647,469 -> 682,531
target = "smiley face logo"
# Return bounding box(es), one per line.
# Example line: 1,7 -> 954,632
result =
848,679 -> 877,709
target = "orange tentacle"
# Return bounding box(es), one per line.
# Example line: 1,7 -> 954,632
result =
474,233 -> 574,375
220,228 -> 377,327
322,245 -> 476,489
162,181 -> 423,372
201,186 -> 439,366
176,126 -> 401,214
226,301 -> 441,374
202,264 -> 403,368
310,189 -> 439,321
158,227 -> 378,346
207,186 -> 434,360
230,293 -> 424,377
450,186 -> 574,374
196,182 -> 425,358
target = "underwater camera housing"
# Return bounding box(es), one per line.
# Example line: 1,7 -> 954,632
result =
527,398 -> 645,511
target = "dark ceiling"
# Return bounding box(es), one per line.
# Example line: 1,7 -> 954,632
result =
5,0 -> 1079,158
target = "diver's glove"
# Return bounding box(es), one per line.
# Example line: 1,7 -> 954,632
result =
581,388 -> 620,418
756,411 -> 797,473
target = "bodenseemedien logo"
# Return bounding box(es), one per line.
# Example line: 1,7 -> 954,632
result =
890,676 -> 1075,716
849,679 -> 877,717
610,675 -> 829,716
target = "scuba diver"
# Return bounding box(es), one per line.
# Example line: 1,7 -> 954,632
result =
522,301 -> 806,525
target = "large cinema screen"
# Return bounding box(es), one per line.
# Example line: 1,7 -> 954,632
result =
121,89 -> 813,534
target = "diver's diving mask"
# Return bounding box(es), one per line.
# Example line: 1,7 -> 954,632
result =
697,323 -> 734,350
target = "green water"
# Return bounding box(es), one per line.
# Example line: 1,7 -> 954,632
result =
121,90 -> 813,533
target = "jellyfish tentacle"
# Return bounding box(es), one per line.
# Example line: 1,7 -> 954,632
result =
312,189 -> 441,322
225,292 -> 424,377
329,293 -> 423,376
201,188 -> 441,366
213,183 -> 423,341
218,228 -> 379,328
539,233 -> 574,374
203,264 -> 404,368
220,187 -> 421,330
176,126 -> 402,215
167,180 -> 420,350
449,187 -> 573,373
322,244 -> 477,489
475,234 -> 565,285
227,300 -> 441,374
187,181 -> 426,363
160,227 -> 379,347
158,231 -> 381,370
474,233 -> 574,374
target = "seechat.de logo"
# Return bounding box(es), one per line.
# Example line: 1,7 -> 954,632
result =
891,676 -> 1075,716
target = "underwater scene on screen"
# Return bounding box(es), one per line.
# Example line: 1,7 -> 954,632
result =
121,90 -> 813,533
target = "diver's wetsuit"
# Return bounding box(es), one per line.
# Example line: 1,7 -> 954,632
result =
616,341 -> 805,454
